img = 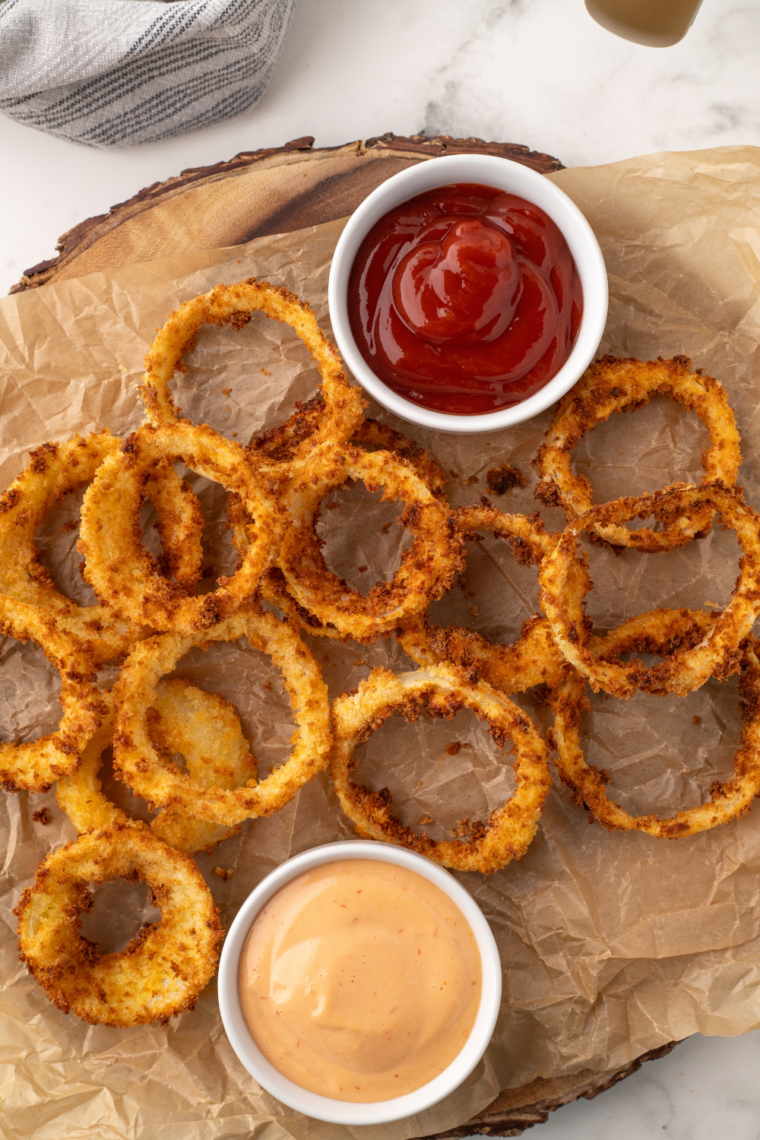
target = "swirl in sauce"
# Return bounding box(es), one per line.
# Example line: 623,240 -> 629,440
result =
348,182 -> 583,415
238,859 -> 482,1102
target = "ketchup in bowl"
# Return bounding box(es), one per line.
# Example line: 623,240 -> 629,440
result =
347,183 -> 583,416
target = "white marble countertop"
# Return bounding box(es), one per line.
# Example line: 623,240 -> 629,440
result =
2,0 -> 760,1135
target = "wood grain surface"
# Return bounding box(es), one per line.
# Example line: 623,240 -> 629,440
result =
11,133 -> 562,293
9,131 -> 680,1138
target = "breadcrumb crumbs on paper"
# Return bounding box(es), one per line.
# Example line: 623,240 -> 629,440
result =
32,808 -> 51,825
213,867 -> 233,881
485,462 -> 526,496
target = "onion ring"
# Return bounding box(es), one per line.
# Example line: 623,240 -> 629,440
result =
331,663 -> 552,873
0,432 -> 203,663
352,418 -> 447,497
79,423 -> 282,633
15,821 -> 221,1026
56,680 -> 256,854
248,424 -> 449,637
55,703 -> 122,831
148,679 -> 256,853
273,445 -> 464,644
113,605 -> 331,827
253,407 -> 447,497
0,594 -> 107,792
538,483 -> 760,698
139,278 -> 365,480
143,457 -> 204,590
398,504 -> 562,691
534,355 -> 742,552
550,611 -> 760,837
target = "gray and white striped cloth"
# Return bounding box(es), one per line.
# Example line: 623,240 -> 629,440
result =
0,0 -> 295,148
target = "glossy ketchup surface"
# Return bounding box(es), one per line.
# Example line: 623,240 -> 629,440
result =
348,183 -> 583,415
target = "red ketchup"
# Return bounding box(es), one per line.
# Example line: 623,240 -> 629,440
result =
348,183 -> 583,416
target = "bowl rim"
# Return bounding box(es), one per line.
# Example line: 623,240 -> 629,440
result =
328,152 -> 608,434
217,839 -> 502,1125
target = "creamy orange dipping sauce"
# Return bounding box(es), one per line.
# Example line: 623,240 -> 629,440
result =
238,858 -> 482,1103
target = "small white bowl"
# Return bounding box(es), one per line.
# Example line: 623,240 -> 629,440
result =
218,840 -> 502,1126
328,153 -> 608,435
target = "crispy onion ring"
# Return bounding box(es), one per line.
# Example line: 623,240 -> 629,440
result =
248,424 -> 448,638
56,681 -> 256,854
139,278 -> 365,479
143,458 -> 204,590
0,432 -> 203,663
352,418 -> 447,498
253,406 -> 447,497
15,822 -> 221,1026
331,663 -> 551,873
538,483 -> 760,698
398,505 -> 563,691
271,445 -> 464,644
79,423 -> 282,634
550,611 -> 760,837
113,605 -> 331,827
0,595 -> 106,792
534,355 -> 742,552
55,705 -> 121,831
149,679 -> 255,853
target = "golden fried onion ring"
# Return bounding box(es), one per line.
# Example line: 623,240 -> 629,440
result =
331,663 -> 551,873
275,445 -> 464,644
398,505 -> 563,692
253,407 -> 447,497
534,356 -> 742,552
15,822 -> 221,1026
56,681 -> 256,854
113,605 -> 331,827
149,679 -> 256,853
550,611 -> 760,837
79,423 -> 282,634
0,432 -> 203,663
140,278 -> 365,477
539,483 -> 760,699
0,595 -> 106,792
350,417 -> 447,498
55,706 -> 121,831
251,425 -> 448,639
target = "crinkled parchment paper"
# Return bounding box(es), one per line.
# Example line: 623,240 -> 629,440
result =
1,145 -> 760,1140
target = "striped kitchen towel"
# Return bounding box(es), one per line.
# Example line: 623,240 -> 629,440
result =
0,0 -> 296,148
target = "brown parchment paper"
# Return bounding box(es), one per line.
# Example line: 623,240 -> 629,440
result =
2,144 -> 760,1140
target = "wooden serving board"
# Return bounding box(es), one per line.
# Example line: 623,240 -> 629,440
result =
12,133 -> 561,292
10,132 -> 680,1138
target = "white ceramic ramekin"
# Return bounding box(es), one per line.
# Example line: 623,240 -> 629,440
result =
328,153 -> 608,435
218,839 -> 502,1125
